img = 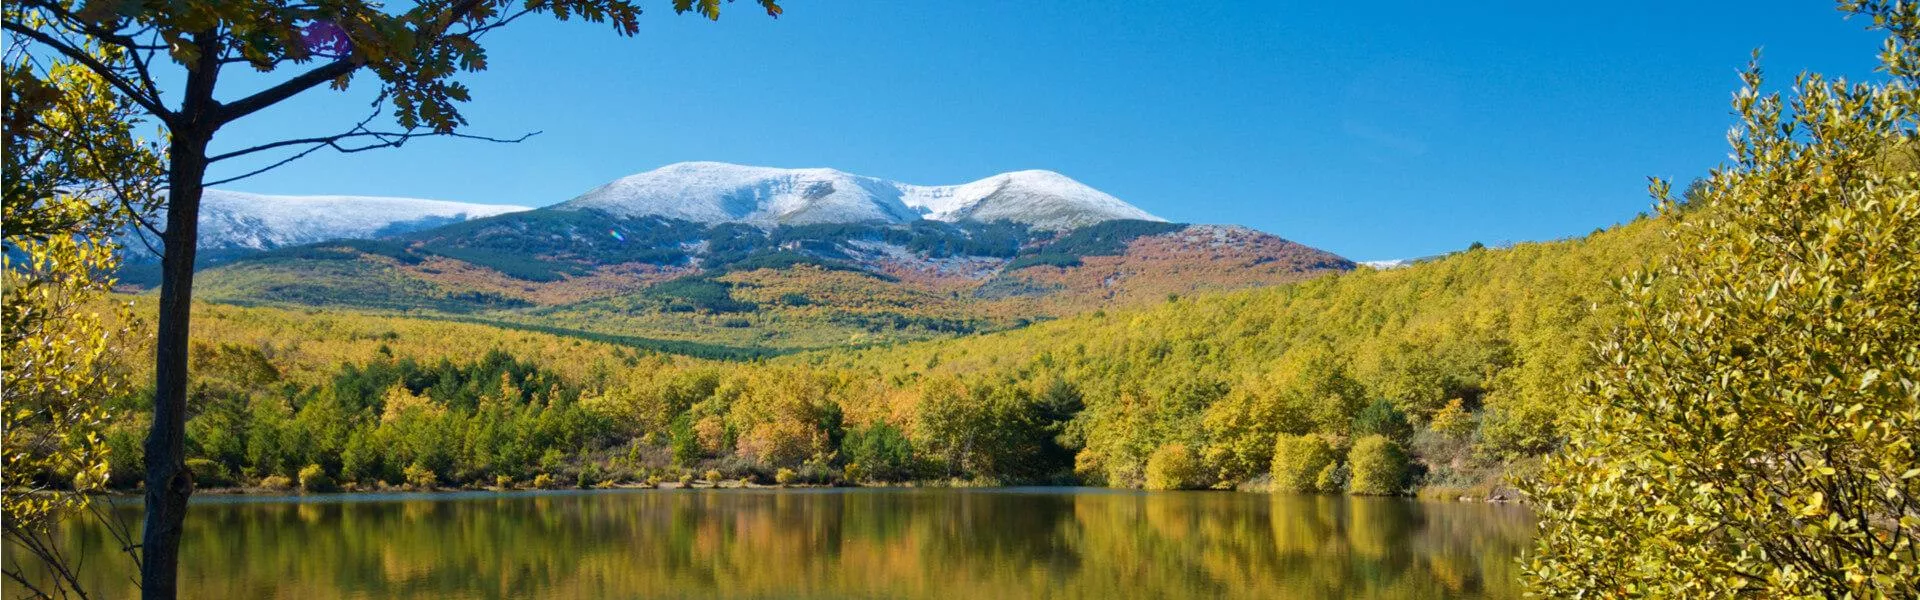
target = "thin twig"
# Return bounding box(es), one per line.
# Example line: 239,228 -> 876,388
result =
204,128 -> 538,187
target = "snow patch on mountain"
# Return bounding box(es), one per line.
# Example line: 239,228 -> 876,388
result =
1359,255 -> 1449,270
1360,259 -> 1413,269
557,161 -> 1162,230
128,189 -> 530,259
559,162 -> 920,227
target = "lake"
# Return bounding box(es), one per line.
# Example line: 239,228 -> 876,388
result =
13,488 -> 1534,599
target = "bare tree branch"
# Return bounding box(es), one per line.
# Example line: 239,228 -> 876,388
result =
3,523 -> 93,600
2,565 -> 53,600
85,496 -> 142,580
117,33 -> 167,105
208,128 -> 538,163
464,7 -> 539,40
204,128 -> 538,187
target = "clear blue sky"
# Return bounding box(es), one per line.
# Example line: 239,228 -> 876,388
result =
207,1 -> 1887,261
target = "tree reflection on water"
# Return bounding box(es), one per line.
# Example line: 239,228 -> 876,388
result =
14,489 -> 1531,599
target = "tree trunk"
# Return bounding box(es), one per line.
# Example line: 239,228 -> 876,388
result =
142,31 -> 221,600
140,131 -> 209,600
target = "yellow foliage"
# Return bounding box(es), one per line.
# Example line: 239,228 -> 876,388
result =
1143,444 -> 1203,490
1427,399 -> 1473,437
1525,9 -> 1920,595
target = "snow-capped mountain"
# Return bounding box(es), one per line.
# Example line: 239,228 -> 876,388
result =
126,189 -> 530,259
172,165 -> 1354,326
557,162 -> 1161,231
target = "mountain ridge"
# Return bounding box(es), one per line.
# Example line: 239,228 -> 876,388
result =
558,162 -> 1162,231
127,189 -> 531,260
150,163 -> 1165,260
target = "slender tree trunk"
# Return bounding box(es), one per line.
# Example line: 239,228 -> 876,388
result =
140,132 -> 208,600
142,33 -> 220,598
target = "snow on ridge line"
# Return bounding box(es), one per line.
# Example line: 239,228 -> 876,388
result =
558,161 -> 1164,230
201,189 -> 532,218
129,189 -> 533,256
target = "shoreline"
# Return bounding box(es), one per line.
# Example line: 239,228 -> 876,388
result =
84,482 -> 1523,504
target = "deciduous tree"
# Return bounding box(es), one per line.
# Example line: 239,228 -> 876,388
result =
2,53 -> 161,597
1523,2 -> 1920,595
2,1 -> 780,596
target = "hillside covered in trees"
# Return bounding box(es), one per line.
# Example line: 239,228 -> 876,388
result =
174,214 -> 1354,356
97,211 -> 1667,496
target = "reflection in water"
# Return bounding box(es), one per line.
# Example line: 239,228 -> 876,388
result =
12,489 -> 1532,599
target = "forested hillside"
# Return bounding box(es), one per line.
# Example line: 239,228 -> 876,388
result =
186,216 -> 1352,354
108,213 -> 1665,494
799,214 -> 1669,491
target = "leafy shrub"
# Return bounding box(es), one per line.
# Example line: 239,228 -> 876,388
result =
1143,443 -> 1203,490
1315,462 -> 1348,493
1072,450 -> 1107,487
843,423 -> 916,482
259,474 -> 294,491
185,458 -> 231,488
1347,435 -> 1408,496
297,464 -> 334,493
403,462 -> 438,490
703,469 -> 723,484
1270,434 -> 1336,493
796,463 -> 838,485
495,475 -> 514,490
531,473 -> 556,490
677,472 -> 694,487
104,427 -> 147,490
577,463 -> 603,489
1427,399 -> 1475,437
669,415 -> 702,466
775,468 -> 798,486
1352,398 -> 1413,442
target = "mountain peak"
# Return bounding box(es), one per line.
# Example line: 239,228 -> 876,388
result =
557,162 -> 1161,230
904,169 -> 1160,229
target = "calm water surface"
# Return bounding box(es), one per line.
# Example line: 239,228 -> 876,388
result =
17,488 -> 1533,599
